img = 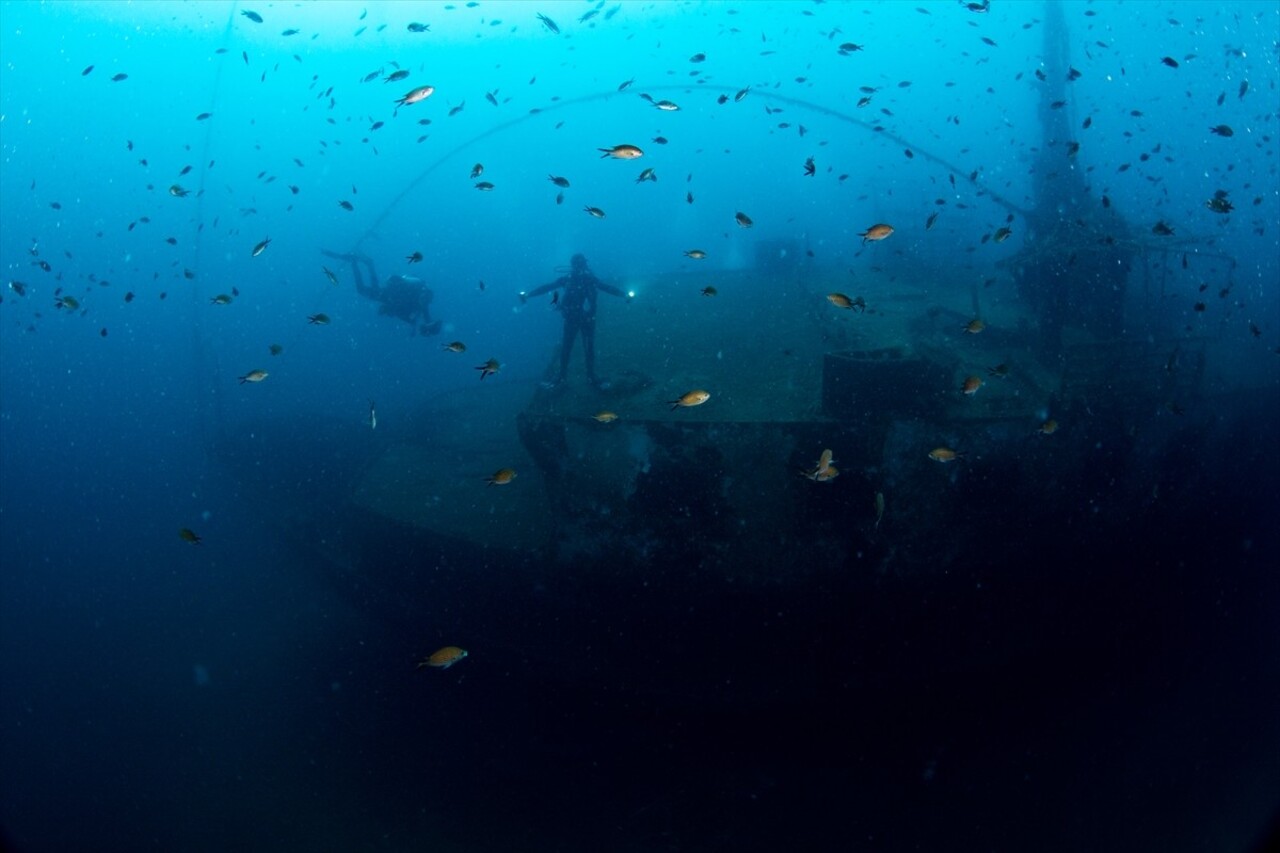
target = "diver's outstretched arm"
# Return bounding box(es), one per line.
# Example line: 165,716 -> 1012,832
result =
524,276 -> 569,300
595,277 -> 626,298
321,250 -> 379,298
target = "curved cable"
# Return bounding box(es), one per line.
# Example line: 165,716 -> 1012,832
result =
352,83 -> 1032,252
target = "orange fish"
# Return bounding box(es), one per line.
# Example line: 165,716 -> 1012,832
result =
964,318 -> 986,334
804,464 -> 839,482
858,223 -> 894,243
668,389 -> 710,410
928,447 -> 965,463
485,468 -> 516,486
962,375 -> 983,395
417,646 -> 467,669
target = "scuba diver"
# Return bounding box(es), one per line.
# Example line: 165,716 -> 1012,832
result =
321,249 -> 442,336
521,253 -> 628,390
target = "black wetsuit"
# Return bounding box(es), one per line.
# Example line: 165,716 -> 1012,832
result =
321,250 -> 441,336
525,266 -> 625,385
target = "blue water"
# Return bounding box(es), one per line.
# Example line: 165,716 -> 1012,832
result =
3,2 -> 1279,850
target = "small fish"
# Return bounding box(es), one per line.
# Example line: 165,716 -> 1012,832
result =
1036,419 -> 1059,436
406,251 -> 423,263
8,281 -> 27,297
925,211 -> 939,230
407,22 -> 430,33
251,237 -> 271,257
668,389 -> 710,410
322,267 -> 339,286
82,65 -> 94,76
690,53 -> 706,63
652,99 -> 680,112
635,167 -> 657,183
583,205 -> 606,218
384,69 -> 410,84
475,181 -> 495,191
239,369 -> 269,384
652,136 -> 668,145
476,358 -> 501,380
548,174 -> 570,187
858,223 -> 894,243
418,646 -> 467,669
964,318 -> 986,334
307,313 -> 330,325
1238,80 -> 1249,100
804,465 -> 840,483
536,13 -> 560,34
928,447 -> 964,463
684,249 -> 707,260
992,226 -> 1013,243
1205,197 -> 1233,214
701,286 -> 717,297
735,211 -> 754,228
592,411 -> 619,424
111,73 -> 128,82
1152,221 -> 1175,236
210,294 -> 233,305
826,293 -> 865,312
178,528 -> 203,545
803,156 -> 816,177
1209,124 -> 1233,137
837,42 -> 864,53
486,468 -> 517,486
268,344 -> 283,356
442,341 -> 466,353
598,144 -> 643,159
338,200 -> 354,211
55,295 -> 80,310
395,85 -> 435,107
987,363 -> 1009,378
734,87 -> 750,102
1161,56 -> 1179,68
195,112 -> 212,121
470,163 -> 484,179
241,10 -> 263,23
168,185 -> 190,198
961,375 -> 983,396
368,400 -> 377,430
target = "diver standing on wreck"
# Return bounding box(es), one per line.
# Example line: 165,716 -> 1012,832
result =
521,253 -> 628,390
321,249 -> 443,337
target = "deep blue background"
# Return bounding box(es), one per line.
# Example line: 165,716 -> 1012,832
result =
3,2 -> 1278,850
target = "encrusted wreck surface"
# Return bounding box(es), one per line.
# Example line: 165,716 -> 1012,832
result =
309,265 -> 1205,576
